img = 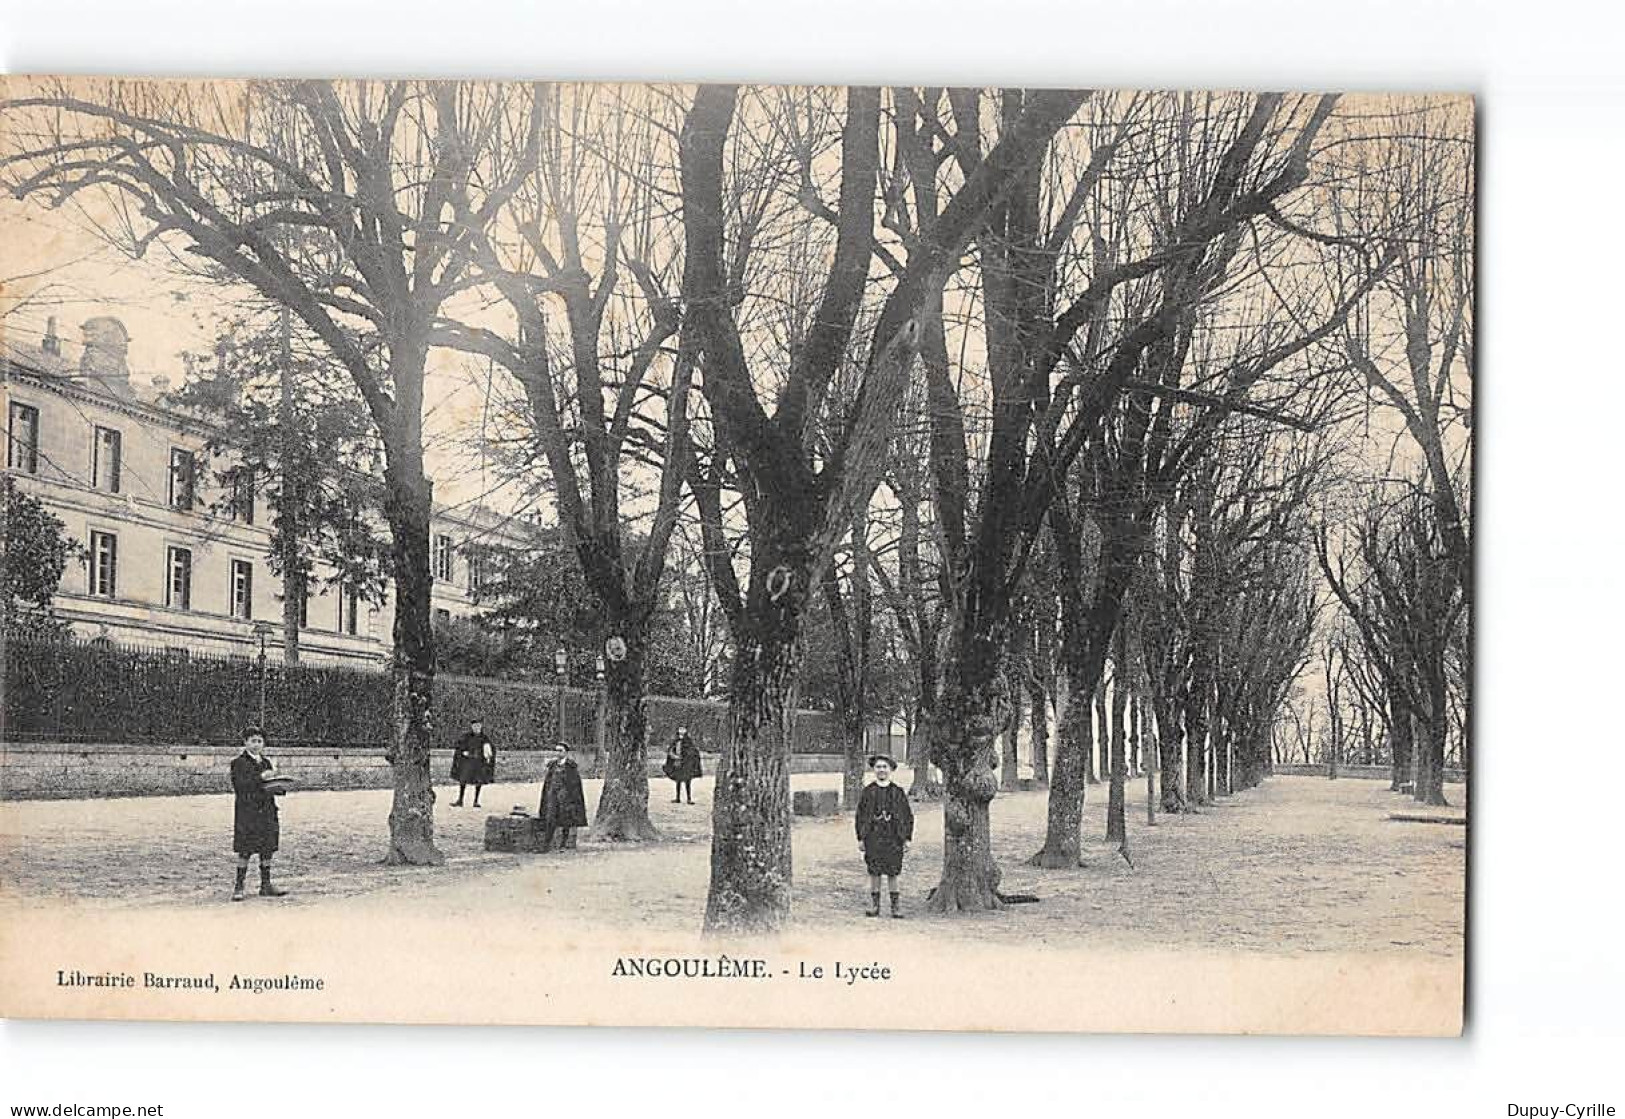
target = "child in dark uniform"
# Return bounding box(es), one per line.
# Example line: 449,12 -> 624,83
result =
539,742 -> 589,851
450,717 -> 496,808
855,753 -> 913,918
230,727 -> 289,901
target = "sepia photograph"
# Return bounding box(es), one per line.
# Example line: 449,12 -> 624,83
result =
0,76 -> 1474,1037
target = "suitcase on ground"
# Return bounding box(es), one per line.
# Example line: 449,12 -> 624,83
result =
484,811 -> 547,853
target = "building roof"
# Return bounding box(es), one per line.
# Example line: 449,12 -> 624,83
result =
4,318 -> 535,543
2,334 -> 205,433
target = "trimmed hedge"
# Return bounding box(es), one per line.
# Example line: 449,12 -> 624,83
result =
2,631 -> 842,753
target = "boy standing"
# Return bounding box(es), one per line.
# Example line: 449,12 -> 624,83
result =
855,754 -> 913,918
450,717 -> 496,807
539,742 -> 588,851
230,728 -> 288,901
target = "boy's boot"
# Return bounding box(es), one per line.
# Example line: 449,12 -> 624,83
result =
259,864 -> 288,898
866,891 -> 881,918
231,865 -> 248,902
890,891 -> 903,919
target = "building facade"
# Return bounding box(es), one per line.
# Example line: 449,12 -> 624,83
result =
3,315 -> 527,665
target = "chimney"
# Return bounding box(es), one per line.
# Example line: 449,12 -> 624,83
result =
80,317 -> 132,385
41,316 -> 61,356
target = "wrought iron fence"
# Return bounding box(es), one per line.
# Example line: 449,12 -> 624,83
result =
1,629 -> 842,753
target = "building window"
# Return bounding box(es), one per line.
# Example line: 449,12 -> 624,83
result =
92,426 -> 122,493
339,585 -> 360,636
434,533 -> 454,582
168,447 -> 196,510
230,470 -> 256,525
298,580 -> 310,629
434,607 -> 451,627
230,559 -> 254,620
89,531 -> 118,597
466,543 -> 484,597
7,402 -> 39,473
166,546 -> 192,610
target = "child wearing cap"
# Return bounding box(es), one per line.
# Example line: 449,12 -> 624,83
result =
539,742 -> 589,850
229,727 -> 288,901
855,754 -> 914,918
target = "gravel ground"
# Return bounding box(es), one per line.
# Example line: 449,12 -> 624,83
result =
0,771 -> 1465,957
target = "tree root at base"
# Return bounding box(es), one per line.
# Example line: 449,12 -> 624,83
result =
1026,848 -> 1085,869
382,839 -> 445,866
588,815 -> 663,843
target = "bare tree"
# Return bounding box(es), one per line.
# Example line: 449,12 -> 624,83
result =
1317,483 -> 1464,805
438,84 -> 690,842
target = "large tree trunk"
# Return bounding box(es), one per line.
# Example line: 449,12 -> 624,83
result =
1029,669 -> 1092,868
930,624 -> 1007,910
1157,696 -> 1188,813
1183,711 -> 1209,808
1236,722 -> 1264,790
281,571 -> 303,667
1000,684 -> 1021,791
381,456 -> 442,866
1029,675 -> 1051,787
1141,697 -> 1156,823
277,307 -> 302,666
1087,687 -> 1105,784
1413,715 -> 1432,802
1128,689 -> 1141,777
929,690 -> 1005,912
1387,680 -> 1415,791
843,719 -> 867,812
1106,635 -> 1128,843
1416,673 -> 1450,807
907,703 -> 943,801
1185,676 -> 1211,809
590,621 -> 660,842
704,604 -> 801,934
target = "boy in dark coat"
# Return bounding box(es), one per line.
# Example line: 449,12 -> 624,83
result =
855,754 -> 913,918
230,728 -> 288,901
662,726 -> 703,804
539,742 -> 589,850
450,718 -> 496,808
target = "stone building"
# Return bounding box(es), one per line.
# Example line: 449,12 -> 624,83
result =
3,315 -> 527,665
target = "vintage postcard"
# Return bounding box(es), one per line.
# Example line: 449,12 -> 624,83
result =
0,78 -> 1470,1034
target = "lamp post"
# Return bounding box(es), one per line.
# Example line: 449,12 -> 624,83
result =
553,645 -> 568,746
253,621 -> 274,729
593,653 -> 607,760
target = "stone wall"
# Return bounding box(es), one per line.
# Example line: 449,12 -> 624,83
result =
1271,762 -> 1467,783
0,741 -> 847,801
